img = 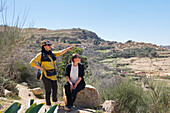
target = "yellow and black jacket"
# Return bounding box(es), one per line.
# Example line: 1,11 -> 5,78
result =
30,51 -> 61,80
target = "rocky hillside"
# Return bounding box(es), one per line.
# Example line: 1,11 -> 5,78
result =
21,27 -> 166,51
160,45 -> 170,50
23,28 -> 106,47
0,25 -> 167,50
113,41 -> 166,51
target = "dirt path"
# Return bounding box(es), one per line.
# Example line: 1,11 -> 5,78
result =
0,84 -> 95,113
0,84 -> 45,113
15,84 -> 45,112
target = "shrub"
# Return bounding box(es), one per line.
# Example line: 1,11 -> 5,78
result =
94,39 -> 100,45
110,47 -> 158,58
116,63 -> 129,67
2,78 -> 19,97
126,40 -> 134,43
68,40 -> 81,44
120,73 -> 125,77
146,80 -> 170,112
100,78 -> 169,112
101,79 -> 146,112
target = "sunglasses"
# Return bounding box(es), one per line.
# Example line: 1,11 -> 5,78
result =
42,41 -> 51,45
76,56 -> 81,58
45,44 -> 52,46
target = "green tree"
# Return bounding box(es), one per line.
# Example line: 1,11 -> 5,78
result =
94,39 -> 100,45
56,47 -> 88,79
126,40 -> 133,43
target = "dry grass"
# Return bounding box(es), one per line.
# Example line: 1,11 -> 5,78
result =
121,56 -> 170,77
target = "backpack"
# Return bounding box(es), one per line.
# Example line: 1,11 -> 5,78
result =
37,53 -> 42,80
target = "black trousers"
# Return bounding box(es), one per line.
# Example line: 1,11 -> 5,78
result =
64,80 -> 85,106
42,76 -> 58,105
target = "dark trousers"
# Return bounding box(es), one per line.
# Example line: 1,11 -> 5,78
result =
64,80 -> 85,106
42,76 -> 58,105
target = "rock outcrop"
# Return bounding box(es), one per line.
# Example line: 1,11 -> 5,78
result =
0,86 -> 4,96
63,85 -> 100,107
4,89 -> 12,97
30,87 -> 44,98
102,100 -> 118,113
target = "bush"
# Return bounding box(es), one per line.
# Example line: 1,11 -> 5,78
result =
94,46 -> 115,50
110,47 -> 158,58
100,79 -> 146,112
120,73 -> 125,77
100,78 -> 169,112
146,80 -> 170,112
2,78 -> 19,97
116,63 -> 129,67
68,40 -> 81,44
94,39 -> 100,45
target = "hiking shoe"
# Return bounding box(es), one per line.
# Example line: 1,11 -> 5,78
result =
64,105 -> 71,111
53,101 -> 60,105
44,105 -> 52,111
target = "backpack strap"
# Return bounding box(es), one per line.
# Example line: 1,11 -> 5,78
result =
38,52 -> 42,67
48,55 -> 56,68
37,53 -> 43,80
40,53 -> 42,67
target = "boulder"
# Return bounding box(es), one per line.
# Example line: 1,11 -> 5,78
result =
0,86 -> 4,96
63,85 -> 100,107
4,89 -> 12,96
30,87 -> 44,99
102,100 -> 118,113
21,82 -> 28,86
30,87 -> 43,95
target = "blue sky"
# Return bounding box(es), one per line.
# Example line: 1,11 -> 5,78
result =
1,0 -> 170,45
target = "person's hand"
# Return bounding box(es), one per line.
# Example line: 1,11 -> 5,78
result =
69,82 -> 73,92
73,84 -> 77,90
68,45 -> 75,50
40,67 -> 44,71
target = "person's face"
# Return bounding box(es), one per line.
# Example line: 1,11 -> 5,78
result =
74,55 -> 81,63
44,44 -> 51,51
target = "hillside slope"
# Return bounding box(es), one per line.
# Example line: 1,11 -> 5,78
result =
21,27 -> 166,51
0,25 -> 166,50
160,45 -> 170,50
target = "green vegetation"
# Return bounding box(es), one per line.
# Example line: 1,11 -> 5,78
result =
126,40 -> 134,43
97,50 -> 111,53
94,47 -> 158,59
56,47 -> 88,79
85,46 -> 169,112
94,39 -> 100,45
4,102 -> 21,113
99,77 -> 170,112
0,26 -> 22,97
94,46 -> 115,50
160,76 -> 170,80
68,40 -> 81,44
4,99 -> 58,113
116,63 -> 129,67
157,50 -> 170,58
110,47 -> 158,58
1,78 -> 18,97
0,1 -> 41,97
1,1 -> 169,112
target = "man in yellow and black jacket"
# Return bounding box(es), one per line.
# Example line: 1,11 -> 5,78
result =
30,40 -> 74,106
